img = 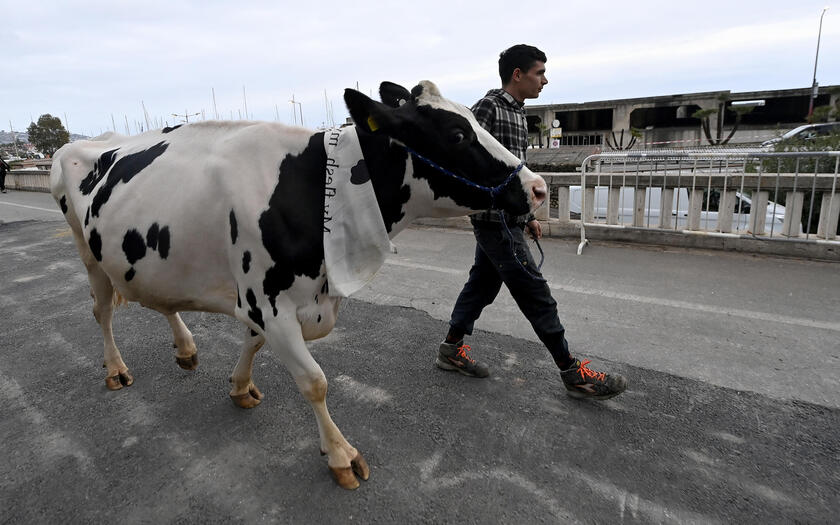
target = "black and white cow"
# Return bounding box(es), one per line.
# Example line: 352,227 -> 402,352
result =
51,80 -> 547,489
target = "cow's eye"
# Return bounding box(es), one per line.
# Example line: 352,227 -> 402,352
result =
450,130 -> 466,144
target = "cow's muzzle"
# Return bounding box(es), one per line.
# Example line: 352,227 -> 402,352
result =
529,176 -> 548,211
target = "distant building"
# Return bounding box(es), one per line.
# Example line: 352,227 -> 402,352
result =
525,85 -> 839,150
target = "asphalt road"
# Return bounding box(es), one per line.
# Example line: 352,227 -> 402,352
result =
1,190 -> 838,523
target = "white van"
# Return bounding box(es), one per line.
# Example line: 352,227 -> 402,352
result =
568,186 -> 793,234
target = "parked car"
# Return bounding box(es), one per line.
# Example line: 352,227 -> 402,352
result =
760,122 -> 840,148
568,186 -> 797,235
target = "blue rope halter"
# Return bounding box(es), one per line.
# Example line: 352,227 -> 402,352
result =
402,145 -> 545,276
402,145 -> 524,210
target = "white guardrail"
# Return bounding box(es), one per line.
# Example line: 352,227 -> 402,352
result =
569,150 -> 840,254
6,169 -> 52,192
8,153 -> 840,260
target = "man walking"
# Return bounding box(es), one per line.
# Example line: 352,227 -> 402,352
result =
436,44 -> 627,400
0,159 -> 9,193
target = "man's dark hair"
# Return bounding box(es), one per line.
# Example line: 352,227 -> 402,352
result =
498,44 -> 547,84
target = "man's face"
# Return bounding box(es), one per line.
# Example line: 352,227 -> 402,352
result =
516,61 -> 548,100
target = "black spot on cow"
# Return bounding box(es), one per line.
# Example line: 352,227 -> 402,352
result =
314,295 -> 318,304
125,268 -> 136,281
229,210 -> 238,244
59,195 -> 68,214
245,288 -> 265,330
237,289 -> 242,309
162,125 -> 182,134
122,229 -> 146,265
356,131 -> 410,233
259,133 -> 326,314
320,280 -> 329,295
250,329 -> 258,337
158,226 -> 170,259
91,142 -> 169,218
88,229 -> 103,261
242,251 -> 251,273
146,223 -> 160,250
317,314 -> 322,323
84,207 -> 90,227
79,149 -> 119,195
349,159 -> 370,185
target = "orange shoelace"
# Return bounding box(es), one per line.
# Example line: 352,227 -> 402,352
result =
456,344 -> 476,364
577,360 -> 605,382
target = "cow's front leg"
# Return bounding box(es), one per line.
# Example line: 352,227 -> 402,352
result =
267,314 -> 370,490
229,326 -> 265,408
165,313 -> 199,370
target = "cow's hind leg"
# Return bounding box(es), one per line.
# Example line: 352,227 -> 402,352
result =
265,315 -> 369,490
229,326 -> 265,408
88,266 -> 133,390
166,313 -> 199,370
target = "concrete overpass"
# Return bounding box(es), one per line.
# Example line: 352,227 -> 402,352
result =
526,84 -> 840,150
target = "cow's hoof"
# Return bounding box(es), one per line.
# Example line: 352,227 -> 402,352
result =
351,452 -> 370,481
229,384 -> 263,409
175,354 -> 198,370
105,370 -> 134,390
329,452 -> 370,490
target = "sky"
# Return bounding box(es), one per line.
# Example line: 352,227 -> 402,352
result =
2,1 -> 838,137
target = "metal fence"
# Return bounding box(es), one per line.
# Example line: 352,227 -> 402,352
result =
538,150 -> 840,255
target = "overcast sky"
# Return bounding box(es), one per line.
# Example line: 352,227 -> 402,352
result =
3,1 -> 838,137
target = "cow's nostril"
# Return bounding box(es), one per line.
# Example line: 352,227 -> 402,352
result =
532,184 -> 547,202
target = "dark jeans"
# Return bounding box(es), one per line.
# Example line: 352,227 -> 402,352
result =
449,221 -> 572,368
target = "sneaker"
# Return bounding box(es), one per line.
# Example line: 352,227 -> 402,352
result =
561,359 -> 627,400
436,341 -> 490,378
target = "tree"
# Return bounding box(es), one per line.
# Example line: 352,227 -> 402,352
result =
691,94 -> 754,146
535,122 -> 549,148
26,114 -> 70,157
808,87 -> 840,123
605,128 -> 641,150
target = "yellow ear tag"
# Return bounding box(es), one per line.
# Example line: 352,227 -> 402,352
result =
367,116 -> 379,132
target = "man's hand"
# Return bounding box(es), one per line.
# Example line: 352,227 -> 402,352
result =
526,219 -> 542,240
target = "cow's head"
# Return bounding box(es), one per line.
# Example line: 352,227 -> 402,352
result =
344,81 -> 546,217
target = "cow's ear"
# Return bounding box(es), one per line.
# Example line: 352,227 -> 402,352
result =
344,88 -> 397,134
379,82 -> 412,108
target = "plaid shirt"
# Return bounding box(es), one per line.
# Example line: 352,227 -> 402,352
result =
470,89 -> 533,224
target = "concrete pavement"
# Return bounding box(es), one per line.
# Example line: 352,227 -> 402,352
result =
1,190 -> 838,523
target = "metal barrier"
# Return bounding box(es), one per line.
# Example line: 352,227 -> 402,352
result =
556,150 -> 840,255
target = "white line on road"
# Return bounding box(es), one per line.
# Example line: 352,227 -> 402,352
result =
385,258 -> 464,275
0,201 -> 62,214
384,258 -> 840,333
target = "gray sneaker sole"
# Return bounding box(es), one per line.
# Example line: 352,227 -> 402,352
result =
435,357 -> 488,378
564,389 -> 624,401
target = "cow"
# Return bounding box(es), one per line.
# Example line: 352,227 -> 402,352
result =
50,80 -> 547,489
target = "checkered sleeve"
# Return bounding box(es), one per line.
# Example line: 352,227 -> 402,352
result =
470,98 -> 496,133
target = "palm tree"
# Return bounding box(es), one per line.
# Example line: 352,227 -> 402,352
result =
692,94 -> 754,146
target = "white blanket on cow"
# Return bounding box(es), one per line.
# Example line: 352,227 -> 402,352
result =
322,126 -> 392,297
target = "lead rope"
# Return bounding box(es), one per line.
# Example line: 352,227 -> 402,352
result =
498,209 -> 546,281
403,145 -> 545,281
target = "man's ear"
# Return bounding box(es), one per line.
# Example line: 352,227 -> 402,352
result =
344,88 -> 395,134
379,81 -> 412,108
